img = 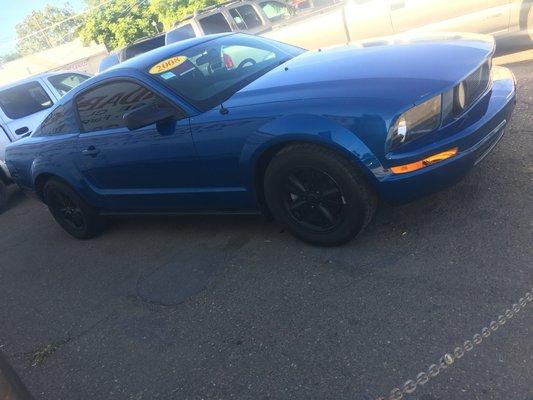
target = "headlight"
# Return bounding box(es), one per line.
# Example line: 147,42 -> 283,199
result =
455,81 -> 466,112
388,94 -> 442,150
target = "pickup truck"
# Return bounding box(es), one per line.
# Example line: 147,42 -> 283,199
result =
165,0 -> 533,48
165,0 -> 299,43
0,71 -> 90,212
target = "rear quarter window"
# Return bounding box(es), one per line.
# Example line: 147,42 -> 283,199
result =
0,81 -> 53,120
33,101 -> 78,137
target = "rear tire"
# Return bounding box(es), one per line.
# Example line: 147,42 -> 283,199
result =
43,178 -> 105,239
0,180 -> 7,214
264,143 -> 377,246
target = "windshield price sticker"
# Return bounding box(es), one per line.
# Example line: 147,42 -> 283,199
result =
149,56 -> 187,74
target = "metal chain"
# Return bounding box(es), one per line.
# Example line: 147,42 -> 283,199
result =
374,287 -> 533,400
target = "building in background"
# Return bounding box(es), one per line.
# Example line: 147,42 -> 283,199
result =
0,39 -> 108,85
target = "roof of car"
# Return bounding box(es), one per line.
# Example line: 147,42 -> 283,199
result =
104,33 -> 235,74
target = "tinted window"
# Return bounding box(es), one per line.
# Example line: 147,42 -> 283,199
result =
123,35 -> 166,60
0,81 -> 53,120
149,35 -> 303,110
199,13 -> 232,34
76,81 -> 158,132
166,24 -> 196,44
260,1 -> 291,22
33,101 -> 78,137
47,73 -> 89,97
229,5 -> 264,30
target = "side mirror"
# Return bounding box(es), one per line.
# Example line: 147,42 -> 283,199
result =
123,103 -> 180,131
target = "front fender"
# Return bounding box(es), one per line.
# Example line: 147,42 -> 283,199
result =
241,113 -> 387,189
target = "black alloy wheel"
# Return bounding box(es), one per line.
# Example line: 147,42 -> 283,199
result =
47,189 -> 87,232
43,178 -> 105,239
283,167 -> 345,232
264,143 -> 377,246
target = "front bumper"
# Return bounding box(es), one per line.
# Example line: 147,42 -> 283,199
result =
377,66 -> 516,204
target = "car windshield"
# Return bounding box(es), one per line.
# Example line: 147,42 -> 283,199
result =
147,34 -> 304,111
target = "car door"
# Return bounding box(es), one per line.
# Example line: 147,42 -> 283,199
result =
390,0 -> 512,35
75,78 -> 199,212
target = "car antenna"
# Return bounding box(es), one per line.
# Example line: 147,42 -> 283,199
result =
220,103 -> 229,115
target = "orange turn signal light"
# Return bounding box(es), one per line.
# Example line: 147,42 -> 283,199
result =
390,147 -> 458,174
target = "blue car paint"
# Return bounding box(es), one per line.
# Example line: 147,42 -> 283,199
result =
5,33 -> 516,214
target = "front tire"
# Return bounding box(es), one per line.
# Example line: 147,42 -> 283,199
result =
0,180 -> 7,214
264,144 -> 377,246
43,178 -> 105,239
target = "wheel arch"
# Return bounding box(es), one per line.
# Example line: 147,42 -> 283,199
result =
34,172 -> 80,202
251,138 -> 382,216
34,172 -> 59,201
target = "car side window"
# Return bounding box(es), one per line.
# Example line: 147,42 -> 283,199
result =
0,81 -> 53,120
199,13 -> 232,34
229,5 -> 264,30
33,101 -> 78,137
75,80 -> 160,133
47,73 -> 89,97
166,23 -> 196,43
259,1 -> 291,22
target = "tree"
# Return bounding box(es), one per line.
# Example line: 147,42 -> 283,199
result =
79,0 -> 159,51
15,3 -> 80,56
150,0 -> 219,31
0,51 -> 21,64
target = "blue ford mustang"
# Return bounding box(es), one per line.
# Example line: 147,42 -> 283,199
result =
6,33 -> 516,245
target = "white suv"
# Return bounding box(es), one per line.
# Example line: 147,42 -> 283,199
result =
0,71 -> 90,212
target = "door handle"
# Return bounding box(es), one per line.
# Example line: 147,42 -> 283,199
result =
15,126 -> 29,135
82,146 -> 100,157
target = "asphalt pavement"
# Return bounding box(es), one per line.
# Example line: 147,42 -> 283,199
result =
0,48 -> 532,400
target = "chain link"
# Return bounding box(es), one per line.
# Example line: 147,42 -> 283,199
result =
374,287 -> 532,400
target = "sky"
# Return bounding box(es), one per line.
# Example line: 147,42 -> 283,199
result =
0,0 -> 87,54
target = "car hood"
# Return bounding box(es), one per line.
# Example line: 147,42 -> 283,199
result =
227,33 -> 494,109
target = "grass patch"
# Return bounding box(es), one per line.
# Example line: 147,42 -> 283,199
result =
32,343 -> 57,366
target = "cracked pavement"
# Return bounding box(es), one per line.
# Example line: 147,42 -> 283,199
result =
0,46 -> 532,400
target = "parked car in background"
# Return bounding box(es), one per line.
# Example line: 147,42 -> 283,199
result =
5,33 -> 516,245
98,34 -> 167,72
165,0 -> 296,44
166,0 -> 533,49
0,71 -> 90,212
